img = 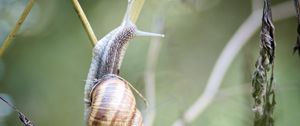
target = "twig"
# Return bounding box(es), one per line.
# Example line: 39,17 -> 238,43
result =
172,1 -> 294,126
72,0 -> 98,46
143,15 -> 165,126
0,0 -> 35,56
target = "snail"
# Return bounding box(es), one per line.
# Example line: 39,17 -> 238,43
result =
84,0 -> 164,126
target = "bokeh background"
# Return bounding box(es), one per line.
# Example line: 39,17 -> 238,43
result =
0,0 -> 299,126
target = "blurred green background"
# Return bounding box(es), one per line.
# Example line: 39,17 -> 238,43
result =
0,0 -> 299,126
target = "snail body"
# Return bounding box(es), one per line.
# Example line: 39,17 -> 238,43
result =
88,74 -> 143,126
84,8 -> 163,110
84,23 -> 136,109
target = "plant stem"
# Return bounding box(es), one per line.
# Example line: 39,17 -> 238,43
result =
72,0 -> 98,46
0,0 -> 35,56
129,0 -> 145,23
144,15 -> 164,126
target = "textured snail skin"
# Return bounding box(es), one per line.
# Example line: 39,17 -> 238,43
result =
84,22 -> 137,120
88,74 -> 143,126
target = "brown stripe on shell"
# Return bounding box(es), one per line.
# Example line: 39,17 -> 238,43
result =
128,108 -> 136,126
90,79 -> 125,125
89,78 -> 117,125
109,83 -> 127,126
110,80 -> 134,126
91,83 -> 116,125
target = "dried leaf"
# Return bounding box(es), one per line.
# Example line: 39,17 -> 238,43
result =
293,0 -> 300,55
252,0 -> 276,125
18,112 -> 35,126
0,96 -> 35,126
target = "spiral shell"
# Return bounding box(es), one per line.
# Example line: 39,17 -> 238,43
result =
88,74 -> 143,126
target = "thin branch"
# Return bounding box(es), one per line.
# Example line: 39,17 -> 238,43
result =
172,1 -> 294,126
72,0 -> 98,46
0,0 -> 35,56
143,15 -> 165,126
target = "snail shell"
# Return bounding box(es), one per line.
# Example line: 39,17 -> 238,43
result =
88,74 -> 143,126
